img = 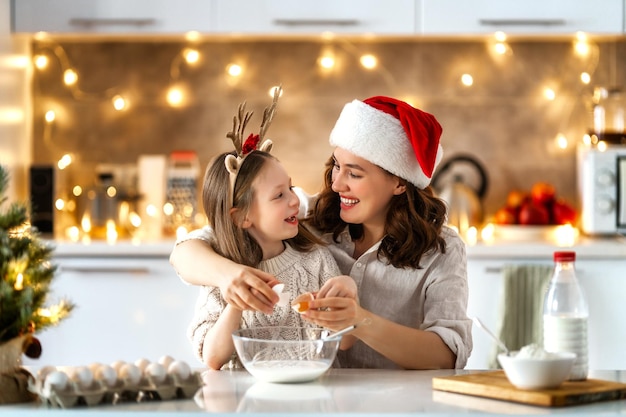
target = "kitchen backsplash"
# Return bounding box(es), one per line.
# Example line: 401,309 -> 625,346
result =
30,37 -> 626,218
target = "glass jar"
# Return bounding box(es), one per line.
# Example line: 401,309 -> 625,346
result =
592,86 -> 626,144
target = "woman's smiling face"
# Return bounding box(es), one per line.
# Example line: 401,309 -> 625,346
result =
330,147 -> 406,232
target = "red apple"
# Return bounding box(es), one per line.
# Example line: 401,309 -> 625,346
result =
518,201 -> 550,225
530,182 -> 556,206
552,199 -> 577,225
494,207 -> 517,225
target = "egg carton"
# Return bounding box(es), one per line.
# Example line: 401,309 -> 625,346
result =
28,362 -> 203,408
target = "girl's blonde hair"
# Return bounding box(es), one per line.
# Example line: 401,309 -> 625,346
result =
203,150 -> 323,267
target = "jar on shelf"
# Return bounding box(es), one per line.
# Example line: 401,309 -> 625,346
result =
591,86 -> 626,145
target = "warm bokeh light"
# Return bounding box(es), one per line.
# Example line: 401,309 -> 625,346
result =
66,226 -> 80,242
183,48 -> 200,64
359,54 -> 378,69
112,95 -> 126,111
494,42 -> 508,55
461,73 -> 474,86
72,185 -> 82,197
543,88 -> 556,101
146,204 -> 159,217
176,226 -> 189,240
319,55 -> 335,69
580,72 -> 591,84
494,31 -> 507,42
45,110 -> 55,123
55,198 -> 65,210
162,202 -> 174,216
574,32 -> 590,57
106,186 -> 117,198
185,31 -> 201,42
14,273 -> 24,291
34,54 -> 48,69
106,220 -> 118,245
268,85 -> 283,98
58,153 -> 72,170
63,69 -> 78,85
166,87 -> 185,107
555,133 -> 569,149
227,63 -> 242,77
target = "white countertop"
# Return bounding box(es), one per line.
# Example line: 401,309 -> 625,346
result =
3,369 -> 626,416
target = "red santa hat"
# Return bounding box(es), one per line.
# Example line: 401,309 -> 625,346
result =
329,96 -> 443,189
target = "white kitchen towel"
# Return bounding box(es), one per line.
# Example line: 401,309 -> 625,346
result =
488,264 -> 553,369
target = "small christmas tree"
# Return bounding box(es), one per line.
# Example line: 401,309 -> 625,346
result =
0,165 -> 74,403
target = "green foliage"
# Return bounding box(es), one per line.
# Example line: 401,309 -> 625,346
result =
0,165 -> 73,344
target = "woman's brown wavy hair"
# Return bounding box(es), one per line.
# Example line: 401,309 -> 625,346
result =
203,151 -> 324,268
305,155 -> 448,269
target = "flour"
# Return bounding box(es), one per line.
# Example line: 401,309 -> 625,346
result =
516,343 -> 559,359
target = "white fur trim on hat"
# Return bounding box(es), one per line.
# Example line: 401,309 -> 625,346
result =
329,99 -> 443,189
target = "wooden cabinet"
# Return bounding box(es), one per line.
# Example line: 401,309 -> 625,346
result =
210,0 -> 417,35
22,255 -> 201,367
419,0 -> 624,35
467,255 -> 626,370
12,0 -> 212,34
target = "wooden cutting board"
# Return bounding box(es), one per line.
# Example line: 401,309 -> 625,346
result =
432,371 -> 626,407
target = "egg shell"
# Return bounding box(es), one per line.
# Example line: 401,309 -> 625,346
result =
95,364 -> 118,387
110,360 -> 126,372
145,362 -> 167,384
157,355 -> 175,369
119,363 -> 142,385
44,370 -> 69,391
37,365 -> 57,381
134,357 -> 151,371
70,366 -> 94,389
168,360 -> 191,381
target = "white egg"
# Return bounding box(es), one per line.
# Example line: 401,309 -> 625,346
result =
145,362 -> 167,384
110,360 -> 126,372
119,363 -> 142,385
157,355 -> 175,369
95,364 -> 118,387
69,366 -> 94,389
134,357 -> 151,371
44,370 -> 69,391
37,365 -> 57,381
168,360 -> 191,381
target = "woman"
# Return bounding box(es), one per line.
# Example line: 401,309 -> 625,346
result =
171,96 -> 472,370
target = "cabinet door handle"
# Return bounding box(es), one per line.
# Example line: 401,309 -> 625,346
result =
479,19 -> 566,27
60,266 -> 150,274
273,19 -> 359,27
68,18 -> 157,28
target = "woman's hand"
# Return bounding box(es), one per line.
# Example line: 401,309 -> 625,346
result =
316,275 -> 358,299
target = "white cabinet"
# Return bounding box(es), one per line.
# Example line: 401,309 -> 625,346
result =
467,256 -> 626,370
419,0 -> 624,35
210,0 -> 417,35
12,0 -> 213,34
23,256 -> 202,367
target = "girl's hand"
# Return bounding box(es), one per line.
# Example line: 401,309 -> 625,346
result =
316,275 -> 358,300
219,265 -> 279,314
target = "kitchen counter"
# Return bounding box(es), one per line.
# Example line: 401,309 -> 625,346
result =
47,234 -> 626,259
3,369 -> 626,416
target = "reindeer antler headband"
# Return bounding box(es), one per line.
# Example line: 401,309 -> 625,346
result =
225,86 -> 281,208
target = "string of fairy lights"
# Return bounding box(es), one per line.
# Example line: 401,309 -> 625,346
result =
28,30 -> 603,244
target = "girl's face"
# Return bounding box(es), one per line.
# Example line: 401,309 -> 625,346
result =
330,147 -> 406,233
243,158 -> 300,259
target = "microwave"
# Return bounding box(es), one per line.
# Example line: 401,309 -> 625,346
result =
577,145 -> 626,235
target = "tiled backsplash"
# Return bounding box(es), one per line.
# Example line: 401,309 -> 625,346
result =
31,37 -> 626,217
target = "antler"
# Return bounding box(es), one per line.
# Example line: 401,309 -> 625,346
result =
258,86 -> 282,141
226,102 -> 254,155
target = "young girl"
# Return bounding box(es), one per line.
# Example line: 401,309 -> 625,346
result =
186,94 -> 357,370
